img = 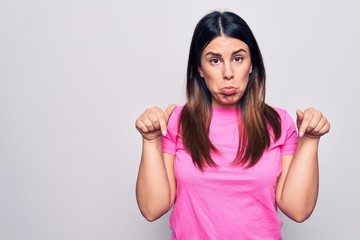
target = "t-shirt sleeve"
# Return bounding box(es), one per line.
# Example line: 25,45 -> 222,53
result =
161,106 -> 180,156
280,110 -> 298,156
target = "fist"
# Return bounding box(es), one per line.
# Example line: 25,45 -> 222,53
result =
135,104 -> 176,141
296,108 -> 330,139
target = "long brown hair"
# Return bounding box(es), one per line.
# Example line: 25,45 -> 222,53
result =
179,11 -> 281,170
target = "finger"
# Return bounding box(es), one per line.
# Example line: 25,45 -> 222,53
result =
296,110 -> 304,129
313,119 -> 330,136
144,106 -> 168,136
160,104 -> 176,136
135,118 -> 150,134
311,116 -> 328,134
165,104 -> 176,122
306,111 -> 325,134
142,114 -> 159,133
321,121 -> 331,135
145,109 -> 162,132
297,109 -> 314,137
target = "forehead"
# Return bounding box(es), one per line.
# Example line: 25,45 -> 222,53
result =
203,35 -> 250,54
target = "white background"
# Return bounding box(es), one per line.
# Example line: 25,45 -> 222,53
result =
0,0 -> 359,239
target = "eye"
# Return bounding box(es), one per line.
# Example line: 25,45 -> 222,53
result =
210,58 -> 220,65
234,56 -> 244,62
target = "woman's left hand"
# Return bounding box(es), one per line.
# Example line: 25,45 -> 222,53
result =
296,108 -> 330,139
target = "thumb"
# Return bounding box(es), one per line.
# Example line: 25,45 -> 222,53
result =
296,110 -> 304,125
296,110 -> 305,137
165,104 -> 176,122
161,104 -> 176,136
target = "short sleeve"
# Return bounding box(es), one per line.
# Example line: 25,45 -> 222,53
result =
162,106 -> 182,156
279,110 -> 298,156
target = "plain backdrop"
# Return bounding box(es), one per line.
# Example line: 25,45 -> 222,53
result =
1,0 -> 359,239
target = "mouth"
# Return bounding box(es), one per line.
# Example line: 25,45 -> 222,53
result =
220,87 -> 237,95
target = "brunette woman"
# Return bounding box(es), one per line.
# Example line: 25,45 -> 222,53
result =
135,10 -> 330,239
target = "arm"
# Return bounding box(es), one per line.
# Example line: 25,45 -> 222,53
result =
276,108 -> 330,222
135,105 -> 176,222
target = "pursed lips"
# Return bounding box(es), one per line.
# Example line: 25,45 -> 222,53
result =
220,86 -> 237,95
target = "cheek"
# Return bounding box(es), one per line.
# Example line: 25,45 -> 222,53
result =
202,68 -> 217,79
202,72 -> 219,86
237,71 -> 251,84
203,79 -> 213,89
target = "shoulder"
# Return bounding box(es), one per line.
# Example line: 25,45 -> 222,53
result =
272,106 -> 288,116
172,105 -> 184,117
269,106 -> 298,148
164,105 -> 184,143
272,107 -> 293,122
167,105 -> 184,130
270,106 -> 297,134
271,106 -> 297,136
168,105 -> 184,122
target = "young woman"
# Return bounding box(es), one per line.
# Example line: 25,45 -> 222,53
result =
135,10 -> 330,239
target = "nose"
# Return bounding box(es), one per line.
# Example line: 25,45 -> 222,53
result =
223,62 -> 234,80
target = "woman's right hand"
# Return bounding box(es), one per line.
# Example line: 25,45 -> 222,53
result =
135,104 -> 176,141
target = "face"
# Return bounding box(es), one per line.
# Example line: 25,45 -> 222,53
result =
198,35 -> 253,108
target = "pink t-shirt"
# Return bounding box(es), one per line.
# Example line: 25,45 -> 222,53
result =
162,106 -> 298,240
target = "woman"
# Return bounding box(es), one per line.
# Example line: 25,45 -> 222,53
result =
135,10 -> 330,239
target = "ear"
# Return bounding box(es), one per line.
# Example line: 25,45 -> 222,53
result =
198,67 -> 204,78
249,65 -> 253,74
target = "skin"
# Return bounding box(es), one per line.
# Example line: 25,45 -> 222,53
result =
135,105 -> 176,221
135,35 -> 330,222
198,36 -> 253,108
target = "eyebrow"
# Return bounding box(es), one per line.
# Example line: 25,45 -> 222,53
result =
205,48 -> 248,57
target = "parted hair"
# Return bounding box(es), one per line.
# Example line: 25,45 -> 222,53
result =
179,11 -> 281,170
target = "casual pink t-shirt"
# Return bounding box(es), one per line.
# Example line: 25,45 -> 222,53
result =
162,106 -> 298,240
